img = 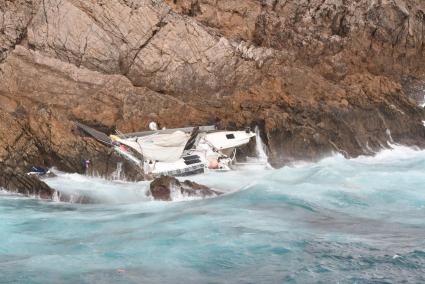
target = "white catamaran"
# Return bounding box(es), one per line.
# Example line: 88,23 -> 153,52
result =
76,123 -> 257,177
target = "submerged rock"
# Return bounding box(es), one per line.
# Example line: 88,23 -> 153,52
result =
56,192 -> 99,204
148,176 -> 222,201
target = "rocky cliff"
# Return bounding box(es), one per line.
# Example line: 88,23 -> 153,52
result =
1,0 -> 425,185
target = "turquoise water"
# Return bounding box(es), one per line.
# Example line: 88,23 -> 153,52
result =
1,146 -> 425,283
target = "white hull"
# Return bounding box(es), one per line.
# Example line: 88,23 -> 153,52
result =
203,131 -> 256,150
81,122 -> 259,177
145,152 -> 206,177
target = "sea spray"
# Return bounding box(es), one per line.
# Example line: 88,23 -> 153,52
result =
386,128 -> 394,143
168,183 -> 206,202
51,190 -> 60,202
254,126 -> 273,169
45,172 -> 150,204
111,162 -> 124,180
1,145 -> 425,283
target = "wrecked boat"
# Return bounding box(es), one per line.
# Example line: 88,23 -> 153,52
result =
76,123 -> 257,177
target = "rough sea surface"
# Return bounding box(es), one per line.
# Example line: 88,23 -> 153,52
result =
1,146 -> 425,283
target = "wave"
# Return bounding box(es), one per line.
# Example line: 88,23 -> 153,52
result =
3,144 -> 423,207
45,171 -> 150,204
2,145 -> 425,283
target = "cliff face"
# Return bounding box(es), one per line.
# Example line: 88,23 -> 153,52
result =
1,0 -> 425,177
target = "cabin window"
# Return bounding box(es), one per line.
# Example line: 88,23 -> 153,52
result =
226,134 -> 235,139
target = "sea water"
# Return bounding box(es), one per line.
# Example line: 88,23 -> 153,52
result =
1,145 -> 425,283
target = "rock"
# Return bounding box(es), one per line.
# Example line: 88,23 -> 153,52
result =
0,0 -> 424,177
56,192 -> 99,204
148,176 -> 222,201
0,104 -> 146,180
0,0 -> 33,63
0,167 -> 55,199
0,165 -> 103,204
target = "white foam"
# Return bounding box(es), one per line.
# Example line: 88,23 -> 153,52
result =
111,162 -> 124,180
45,171 -> 150,204
0,188 -> 23,197
240,126 -> 274,169
51,190 -> 60,202
353,144 -> 423,164
7,143 -> 425,205
255,126 -> 268,162
167,184 -> 220,202
386,129 -> 394,143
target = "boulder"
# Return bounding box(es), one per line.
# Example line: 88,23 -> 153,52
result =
0,167 -> 55,199
148,176 -> 222,201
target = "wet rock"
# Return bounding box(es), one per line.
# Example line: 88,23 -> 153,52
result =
0,166 -> 102,204
1,0 -> 425,173
0,105 -> 145,181
0,167 -> 55,199
148,176 -> 222,201
56,192 -> 99,204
